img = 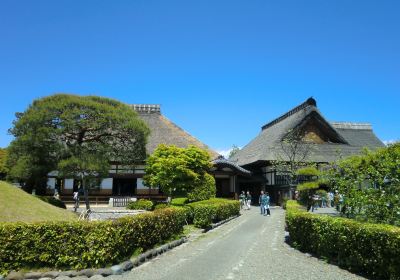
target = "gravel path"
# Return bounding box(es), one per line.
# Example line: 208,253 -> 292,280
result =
67,207 -> 366,280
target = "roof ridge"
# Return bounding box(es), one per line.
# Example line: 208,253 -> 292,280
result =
131,104 -> 161,114
261,97 -> 317,130
331,122 -> 372,130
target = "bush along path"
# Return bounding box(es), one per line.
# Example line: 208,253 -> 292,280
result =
286,200 -> 400,280
0,198 -> 241,279
3,237 -> 188,280
0,208 -> 187,277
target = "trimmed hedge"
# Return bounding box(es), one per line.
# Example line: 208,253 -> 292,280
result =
171,197 -> 189,206
187,198 -> 240,228
153,203 -> 168,210
286,200 -> 400,280
0,208 -> 186,276
126,199 -> 154,211
187,173 -> 216,202
36,196 -> 67,209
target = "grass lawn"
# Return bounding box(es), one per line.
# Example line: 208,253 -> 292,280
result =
0,181 -> 77,222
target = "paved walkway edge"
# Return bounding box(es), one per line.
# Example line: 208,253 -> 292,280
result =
203,214 -> 241,232
5,237 -> 188,280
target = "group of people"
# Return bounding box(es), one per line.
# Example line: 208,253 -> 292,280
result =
239,190 -> 271,216
307,191 -> 344,212
239,191 -> 252,210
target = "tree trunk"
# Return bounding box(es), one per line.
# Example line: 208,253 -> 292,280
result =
82,176 -> 91,210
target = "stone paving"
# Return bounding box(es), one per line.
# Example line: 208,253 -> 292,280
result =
69,207 -> 366,280
67,205 -> 145,221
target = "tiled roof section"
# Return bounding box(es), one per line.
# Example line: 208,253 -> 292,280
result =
212,157 -> 252,176
131,104 -> 219,158
231,98 -> 384,166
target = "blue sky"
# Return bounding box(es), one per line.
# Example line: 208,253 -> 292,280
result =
0,0 -> 399,154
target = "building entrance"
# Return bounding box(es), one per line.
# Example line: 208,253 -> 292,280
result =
112,178 -> 137,196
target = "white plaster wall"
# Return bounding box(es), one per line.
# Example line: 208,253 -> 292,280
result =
64,179 -> 74,190
101,178 -> 113,190
47,178 -> 56,189
137,178 -> 147,189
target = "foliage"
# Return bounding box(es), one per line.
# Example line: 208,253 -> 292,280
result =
144,144 -> 214,198
296,166 -> 320,176
126,199 -> 154,211
0,181 -> 76,223
296,181 -> 319,191
324,143 -> 400,225
286,200 -> 400,280
0,208 -> 186,276
153,203 -> 169,210
297,176 -> 320,209
315,189 -> 327,198
7,94 -> 149,205
171,197 -> 189,206
36,196 -> 66,209
187,198 -> 240,228
169,205 -> 194,224
0,148 -> 8,178
228,145 -> 240,159
187,173 -> 216,202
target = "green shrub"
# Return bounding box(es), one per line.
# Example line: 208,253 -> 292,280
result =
167,205 -> 194,224
296,167 -> 320,176
286,200 -> 400,280
126,199 -> 153,211
36,196 -> 67,209
171,197 -> 189,206
154,203 -> 168,210
187,198 -> 240,228
187,173 -> 216,202
0,208 -> 186,276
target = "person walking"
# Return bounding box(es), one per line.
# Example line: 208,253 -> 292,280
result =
259,191 -> 267,215
73,190 -> 79,212
246,191 -> 252,210
239,191 -> 246,210
265,192 -> 271,216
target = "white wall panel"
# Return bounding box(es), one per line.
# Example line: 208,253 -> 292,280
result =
64,179 -> 74,189
47,178 -> 56,189
101,178 -> 113,190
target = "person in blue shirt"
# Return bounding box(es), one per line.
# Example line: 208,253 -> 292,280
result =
259,191 -> 268,215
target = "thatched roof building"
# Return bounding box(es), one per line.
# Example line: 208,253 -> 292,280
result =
229,98 -> 384,204
231,98 -> 384,166
131,104 -> 219,158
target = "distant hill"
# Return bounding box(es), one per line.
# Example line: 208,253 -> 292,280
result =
0,181 -> 77,222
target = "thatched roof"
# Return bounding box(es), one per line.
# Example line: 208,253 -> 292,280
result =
231,98 -> 384,166
131,104 -> 219,158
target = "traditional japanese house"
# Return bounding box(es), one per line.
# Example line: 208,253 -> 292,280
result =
48,104 -> 220,199
230,98 -> 385,204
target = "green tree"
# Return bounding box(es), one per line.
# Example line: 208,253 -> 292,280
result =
296,166 -> 320,210
228,145 -> 240,159
7,94 -> 149,209
272,128 -> 316,200
325,142 -> 400,225
144,144 -> 215,201
0,148 -> 8,179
